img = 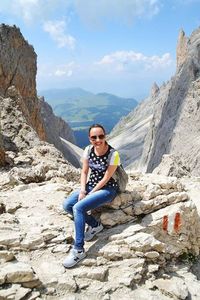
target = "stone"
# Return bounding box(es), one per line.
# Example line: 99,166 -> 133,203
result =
20,235 -> 45,250
0,284 -> 31,300
27,291 -> 41,300
51,244 -> 70,253
57,273 -> 78,293
100,210 -> 132,226
0,261 -> 36,283
145,251 -> 160,259
152,277 -> 189,299
104,192 -> 133,209
134,191 -> 189,215
125,232 -> 165,252
0,231 -> 22,247
0,250 -> 15,262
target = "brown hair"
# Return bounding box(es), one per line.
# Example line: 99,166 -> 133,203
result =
88,124 -> 106,135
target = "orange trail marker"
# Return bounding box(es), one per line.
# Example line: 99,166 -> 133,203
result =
174,212 -> 181,232
163,215 -> 168,231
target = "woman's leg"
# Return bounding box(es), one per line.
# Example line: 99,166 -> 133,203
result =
63,190 -> 79,216
63,189 -> 101,227
73,187 -> 117,250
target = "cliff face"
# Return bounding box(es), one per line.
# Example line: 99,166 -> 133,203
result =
39,97 -> 80,168
143,27 -> 200,175
0,24 -> 80,167
110,27 -> 200,176
108,81 -> 171,170
0,24 -> 46,141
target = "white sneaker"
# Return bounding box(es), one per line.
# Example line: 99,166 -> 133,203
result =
84,223 -> 104,241
63,248 -> 86,268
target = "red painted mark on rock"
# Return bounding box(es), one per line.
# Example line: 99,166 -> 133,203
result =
162,215 -> 168,231
162,213 -> 181,233
174,212 -> 181,232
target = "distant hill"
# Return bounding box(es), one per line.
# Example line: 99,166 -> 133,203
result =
40,88 -> 138,148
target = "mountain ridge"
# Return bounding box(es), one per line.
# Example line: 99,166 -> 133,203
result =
109,27 -> 200,177
41,88 -> 138,147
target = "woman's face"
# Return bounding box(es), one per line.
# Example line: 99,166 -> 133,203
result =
89,127 -> 106,148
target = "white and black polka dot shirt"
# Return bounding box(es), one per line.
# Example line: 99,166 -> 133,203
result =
83,144 -> 120,190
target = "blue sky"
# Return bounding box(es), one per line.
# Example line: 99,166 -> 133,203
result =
0,0 -> 200,100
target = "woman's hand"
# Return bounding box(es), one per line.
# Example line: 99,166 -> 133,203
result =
78,190 -> 86,201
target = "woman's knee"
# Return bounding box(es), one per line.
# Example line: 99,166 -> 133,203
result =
73,202 -> 85,215
63,191 -> 79,213
63,197 -> 72,213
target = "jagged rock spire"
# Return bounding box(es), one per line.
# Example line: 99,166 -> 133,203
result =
176,29 -> 188,70
151,82 -> 159,97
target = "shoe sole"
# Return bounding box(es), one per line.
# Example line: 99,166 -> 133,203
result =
85,226 -> 104,241
63,253 -> 86,268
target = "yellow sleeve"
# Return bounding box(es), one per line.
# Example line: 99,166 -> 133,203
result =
109,151 -> 120,166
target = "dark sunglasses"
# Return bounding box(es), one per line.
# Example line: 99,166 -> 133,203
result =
90,134 -> 105,141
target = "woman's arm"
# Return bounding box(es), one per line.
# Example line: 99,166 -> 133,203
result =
79,159 -> 89,200
89,165 -> 117,193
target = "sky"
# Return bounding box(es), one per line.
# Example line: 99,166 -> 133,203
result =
0,0 -> 200,100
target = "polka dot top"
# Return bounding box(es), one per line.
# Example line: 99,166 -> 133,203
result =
82,144 -> 120,190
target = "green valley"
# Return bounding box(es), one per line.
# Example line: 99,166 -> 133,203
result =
40,88 -> 138,148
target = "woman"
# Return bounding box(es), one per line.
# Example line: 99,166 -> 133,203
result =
63,124 -> 120,268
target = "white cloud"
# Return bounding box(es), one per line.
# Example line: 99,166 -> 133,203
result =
73,0 -> 161,26
43,20 -> 76,49
55,68 -> 73,77
37,61 -> 76,78
96,51 -> 173,72
12,0 -> 41,24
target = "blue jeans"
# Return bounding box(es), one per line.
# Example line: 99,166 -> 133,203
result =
63,186 -> 118,250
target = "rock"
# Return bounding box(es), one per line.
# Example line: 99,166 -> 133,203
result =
107,258 -> 145,288
57,275 -> 78,293
109,27 -> 200,178
141,201 -> 200,256
125,232 -> 165,252
0,250 -> 15,262
152,277 -> 189,299
20,234 -> 45,250
0,261 -> 36,284
153,154 -> 190,178
145,251 -> 160,259
177,29 -> 188,70
100,209 -> 132,226
99,244 -> 133,260
51,244 -> 70,253
0,284 -> 31,300
134,191 -> 189,215
0,231 -> 22,248
176,269 -> 200,300
0,172 -> 19,188
6,202 -> 22,214
104,192 -> 133,209
0,202 -> 6,214
26,291 -> 41,300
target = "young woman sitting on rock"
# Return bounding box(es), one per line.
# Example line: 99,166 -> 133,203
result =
63,124 -> 120,268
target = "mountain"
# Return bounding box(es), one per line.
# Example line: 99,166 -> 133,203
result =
109,27 -> 200,177
40,88 -> 138,148
108,82 -> 163,169
0,24 -> 81,168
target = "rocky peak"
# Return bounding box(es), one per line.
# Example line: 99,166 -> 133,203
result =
151,82 -> 159,97
0,24 -> 46,141
109,26 -> 200,176
0,24 -> 36,99
0,24 -> 81,167
176,29 -> 188,71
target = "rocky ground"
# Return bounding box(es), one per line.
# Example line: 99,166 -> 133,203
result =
1,172 -> 200,299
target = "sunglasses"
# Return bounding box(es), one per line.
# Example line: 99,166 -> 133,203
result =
90,134 -> 105,141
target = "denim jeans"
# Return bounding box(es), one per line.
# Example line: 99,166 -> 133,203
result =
63,185 -> 118,250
